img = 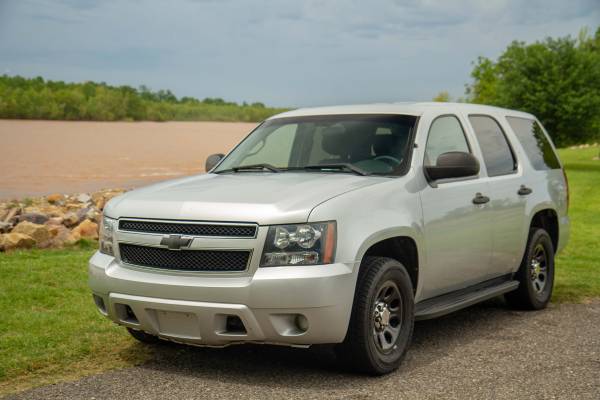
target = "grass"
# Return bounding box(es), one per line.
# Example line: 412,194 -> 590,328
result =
0,147 -> 599,395
0,242 -> 154,395
554,147 -> 600,302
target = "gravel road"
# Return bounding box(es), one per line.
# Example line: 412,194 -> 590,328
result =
6,299 -> 600,400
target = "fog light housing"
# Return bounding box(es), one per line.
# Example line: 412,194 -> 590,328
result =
295,314 -> 309,332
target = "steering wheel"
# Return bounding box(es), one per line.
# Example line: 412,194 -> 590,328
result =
374,155 -> 402,166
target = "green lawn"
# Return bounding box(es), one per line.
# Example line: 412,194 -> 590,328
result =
0,243 -> 153,395
0,147 -> 599,395
554,147 -> 600,302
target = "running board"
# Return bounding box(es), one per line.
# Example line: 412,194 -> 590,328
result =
415,279 -> 519,321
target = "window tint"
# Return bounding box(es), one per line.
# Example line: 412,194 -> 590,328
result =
424,116 -> 470,166
469,115 -> 516,177
506,117 -> 560,170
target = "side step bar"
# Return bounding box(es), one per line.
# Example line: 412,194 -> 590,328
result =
415,278 -> 519,321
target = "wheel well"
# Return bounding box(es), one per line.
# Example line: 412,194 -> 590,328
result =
530,209 -> 559,252
363,237 -> 418,292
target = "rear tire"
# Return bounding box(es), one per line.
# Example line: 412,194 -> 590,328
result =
127,328 -> 162,344
505,228 -> 555,310
335,257 -> 414,375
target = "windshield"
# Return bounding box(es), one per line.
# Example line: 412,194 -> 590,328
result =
214,114 -> 418,176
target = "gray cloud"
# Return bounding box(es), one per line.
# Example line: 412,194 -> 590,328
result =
0,0 -> 598,106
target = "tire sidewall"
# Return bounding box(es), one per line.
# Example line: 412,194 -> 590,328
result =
522,229 -> 555,308
362,261 -> 414,372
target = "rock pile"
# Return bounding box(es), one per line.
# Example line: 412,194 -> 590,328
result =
0,189 -> 126,251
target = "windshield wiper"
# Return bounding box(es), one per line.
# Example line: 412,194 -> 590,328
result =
302,163 -> 370,176
215,163 -> 281,174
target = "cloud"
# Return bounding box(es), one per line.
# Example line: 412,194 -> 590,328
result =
0,0 -> 598,106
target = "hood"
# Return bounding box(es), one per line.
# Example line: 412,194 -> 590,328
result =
104,172 -> 387,225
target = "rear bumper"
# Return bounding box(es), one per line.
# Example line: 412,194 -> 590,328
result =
89,251 -> 357,346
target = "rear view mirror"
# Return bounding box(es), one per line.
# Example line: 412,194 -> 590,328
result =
205,153 -> 225,172
425,151 -> 479,181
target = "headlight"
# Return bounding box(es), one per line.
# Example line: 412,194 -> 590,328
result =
260,222 -> 336,267
99,216 -> 117,256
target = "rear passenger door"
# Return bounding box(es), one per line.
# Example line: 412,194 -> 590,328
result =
467,115 -> 524,276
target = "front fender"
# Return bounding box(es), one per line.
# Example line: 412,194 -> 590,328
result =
308,177 -> 426,300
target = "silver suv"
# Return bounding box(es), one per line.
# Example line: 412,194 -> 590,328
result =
89,102 -> 569,374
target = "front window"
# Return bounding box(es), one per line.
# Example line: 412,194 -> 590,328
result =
214,114 -> 418,176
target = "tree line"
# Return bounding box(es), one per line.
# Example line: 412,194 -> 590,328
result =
436,27 -> 600,147
0,76 -> 288,122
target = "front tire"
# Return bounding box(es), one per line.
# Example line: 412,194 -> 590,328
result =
505,228 -> 555,310
335,257 -> 414,375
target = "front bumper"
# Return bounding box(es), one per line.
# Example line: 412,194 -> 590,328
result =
89,251 -> 357,346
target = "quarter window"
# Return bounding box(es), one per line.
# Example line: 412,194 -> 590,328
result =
469,115 -> 516,177
424,116 -> 470,166
506,117 -> 560,170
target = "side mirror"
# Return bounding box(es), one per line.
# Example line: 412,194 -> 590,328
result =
425,151 -> 479,181
205,153 -> 225,172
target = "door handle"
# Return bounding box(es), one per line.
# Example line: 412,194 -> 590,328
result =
472,193 -> 490,205
518,185 -> 533,196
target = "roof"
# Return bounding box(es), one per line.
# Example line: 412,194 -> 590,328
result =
269,102 -> 535,120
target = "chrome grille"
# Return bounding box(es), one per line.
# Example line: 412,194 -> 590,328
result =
119,243 -> 250,272
118,220 -> 256,238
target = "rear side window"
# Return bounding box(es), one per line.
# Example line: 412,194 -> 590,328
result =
469,115 -> 516,177
506,117 -> 561,170
424,116 -> 470,166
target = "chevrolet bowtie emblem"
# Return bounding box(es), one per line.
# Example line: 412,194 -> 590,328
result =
160,234 -> 193,250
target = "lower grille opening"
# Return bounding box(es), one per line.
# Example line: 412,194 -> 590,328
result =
115,303 -> 139,325
225,315 -> 247,334
119,243 -> 250,272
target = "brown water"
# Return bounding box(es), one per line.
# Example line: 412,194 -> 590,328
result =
0,120 -> 256,199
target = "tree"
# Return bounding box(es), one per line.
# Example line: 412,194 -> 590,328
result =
433,91 -> 450,102
465,27 -> 600,146
0,75 -> 288,122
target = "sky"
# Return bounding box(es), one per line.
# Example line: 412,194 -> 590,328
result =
0,0 -> 598,107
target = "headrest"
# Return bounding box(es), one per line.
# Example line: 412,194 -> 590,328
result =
321,125 -> 349,156
373,135 -> 395,156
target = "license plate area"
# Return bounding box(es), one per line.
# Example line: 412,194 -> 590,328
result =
152,309 -> 201,339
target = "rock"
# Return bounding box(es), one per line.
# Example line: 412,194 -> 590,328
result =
0,221 -> 12,233
46,217 -> 64,226
76,193 -> 92,203
3,207 -> 20,223
16,212 -> 50,225
76,207 -> 98,222
87,209 -> 99,222
0,233 -> 36,251
36,204 -> 65,218
63,212 -> 81,227
71,220 -> 98,240
94,196 -> 106,211
47,225 -> 77,248
46,193 -> 64,204
12,221 -> 51,245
